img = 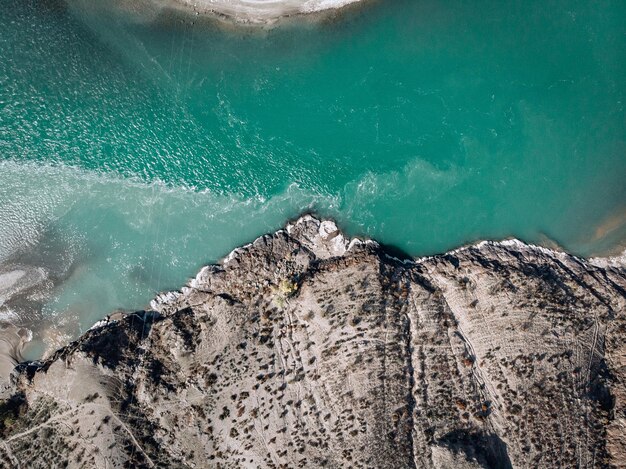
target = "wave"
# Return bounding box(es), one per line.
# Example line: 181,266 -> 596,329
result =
0,160 -> 339,358
1,156 -> 623,360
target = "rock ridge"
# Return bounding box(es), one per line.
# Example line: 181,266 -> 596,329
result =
0,215 -> 624,469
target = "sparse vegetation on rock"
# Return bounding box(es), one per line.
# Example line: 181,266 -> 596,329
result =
0,216 -> 624,468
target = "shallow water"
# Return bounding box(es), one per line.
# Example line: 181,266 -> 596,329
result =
1,0 -> 625,354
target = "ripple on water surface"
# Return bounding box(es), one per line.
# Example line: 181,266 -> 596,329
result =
0,0 -> 625,356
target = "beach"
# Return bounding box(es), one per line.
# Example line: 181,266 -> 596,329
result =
173,0 -> 364,23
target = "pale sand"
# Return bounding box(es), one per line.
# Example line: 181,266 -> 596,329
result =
0,266 -> 44,379
127,0 -> 364,25
178,0 -> 359,23
0,267 -> 46,308
171,0 -> 364,23
65,0 -> 370,28
0,323 -> 31,382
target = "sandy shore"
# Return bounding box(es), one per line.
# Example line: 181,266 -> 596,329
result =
173,0 -> 364,23
0,323 -> 31,382
64,0 -> 371,29
0,265 -> 46,380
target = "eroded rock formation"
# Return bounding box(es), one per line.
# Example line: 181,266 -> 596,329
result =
0,215 -> 624,468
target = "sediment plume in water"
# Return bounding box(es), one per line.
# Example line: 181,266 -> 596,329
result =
0,323 -> 31,382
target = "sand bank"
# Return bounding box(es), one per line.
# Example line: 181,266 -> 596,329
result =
173,0 -> 364,23
0,323 -> 31,382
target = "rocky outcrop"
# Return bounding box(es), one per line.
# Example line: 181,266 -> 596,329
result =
0,215 -> 624,468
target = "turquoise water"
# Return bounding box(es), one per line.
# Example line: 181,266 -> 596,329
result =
1,0 -> 625,349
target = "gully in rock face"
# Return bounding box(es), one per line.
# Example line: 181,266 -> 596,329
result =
0,216 -> 624,468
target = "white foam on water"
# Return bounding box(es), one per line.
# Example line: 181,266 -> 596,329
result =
0,160 -> 341,353
172,0 -> 363,22
0,309 -> 19,322
590,249 -> 626,269
0,271 -> 26,305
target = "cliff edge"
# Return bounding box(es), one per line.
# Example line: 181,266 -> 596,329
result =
0,215 -> 624,468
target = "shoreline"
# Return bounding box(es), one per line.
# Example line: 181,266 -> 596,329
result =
67,0 -> 376,29
148,213 -> 626,314
0,323 -> 31,383
1,214 -> 624,378
168,0 -> 368,25
2,214 -> 624,467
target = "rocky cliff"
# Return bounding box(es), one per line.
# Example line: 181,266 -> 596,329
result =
0,215 -> 624,468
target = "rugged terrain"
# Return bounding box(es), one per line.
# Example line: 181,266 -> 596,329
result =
0,215 -> 624,468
